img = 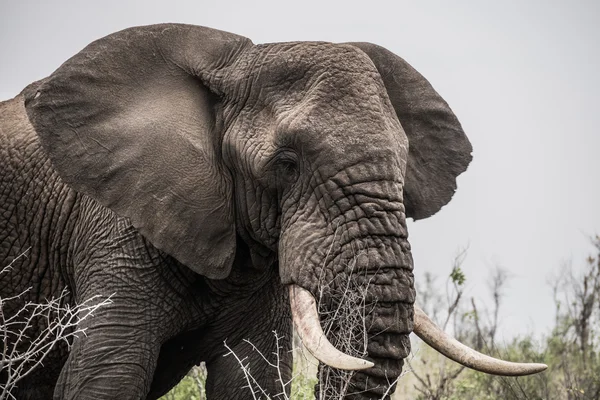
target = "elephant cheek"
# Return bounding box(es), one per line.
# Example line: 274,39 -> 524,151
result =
277,220 -> 329,286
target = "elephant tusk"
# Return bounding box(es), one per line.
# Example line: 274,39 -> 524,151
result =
289,285 -> 374,371
413,306 -> 548,376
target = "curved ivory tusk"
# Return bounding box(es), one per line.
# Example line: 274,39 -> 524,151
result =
413,306 -> 547,376
289,285 -> 374,370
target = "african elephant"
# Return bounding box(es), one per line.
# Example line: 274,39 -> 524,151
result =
0,24 -> 545,399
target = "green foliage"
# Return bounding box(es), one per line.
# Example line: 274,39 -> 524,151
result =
440,331 -> 600,400
290,371 -> 318,399
159,366 -> 206,400
449,265 -> 466,287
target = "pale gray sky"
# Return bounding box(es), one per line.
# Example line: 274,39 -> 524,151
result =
1,0 -> 599,340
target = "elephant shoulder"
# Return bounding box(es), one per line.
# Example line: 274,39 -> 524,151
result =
0,79 -> 61,195
1,80 -> 49,156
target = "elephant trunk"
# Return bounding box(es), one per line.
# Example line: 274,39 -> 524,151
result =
279,170 -> 416,397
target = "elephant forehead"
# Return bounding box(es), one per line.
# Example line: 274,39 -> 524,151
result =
244,43 -> 406,141
252,42 -> 378,76
235,42 -> 390,107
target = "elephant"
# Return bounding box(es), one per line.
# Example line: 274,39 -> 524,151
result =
0,24 -> 546,400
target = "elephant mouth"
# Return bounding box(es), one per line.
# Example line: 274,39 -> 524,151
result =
289,285 -> 548,376
290,285 -> 374,370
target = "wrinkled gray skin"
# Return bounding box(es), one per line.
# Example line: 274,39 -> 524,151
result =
0,24 -> 471,399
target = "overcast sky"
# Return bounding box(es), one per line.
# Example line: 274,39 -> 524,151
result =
1,0 -> 599,341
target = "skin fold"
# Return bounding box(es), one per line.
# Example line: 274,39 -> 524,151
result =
0,24 -> 472,399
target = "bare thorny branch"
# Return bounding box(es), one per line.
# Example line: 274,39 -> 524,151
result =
224,331 -> 294,400
0,251 -> 113,400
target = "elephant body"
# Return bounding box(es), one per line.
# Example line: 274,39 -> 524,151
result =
0,24 -> 472,399
0,93 -> 292,399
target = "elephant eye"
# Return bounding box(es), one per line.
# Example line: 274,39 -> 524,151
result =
270,150 -> 300,186
276,159 -> 299,183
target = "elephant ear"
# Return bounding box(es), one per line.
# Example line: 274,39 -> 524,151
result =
349,42 -> 473,220
25,24 -> 253,279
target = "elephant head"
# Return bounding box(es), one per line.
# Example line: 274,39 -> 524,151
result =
24,24 -> 545,398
